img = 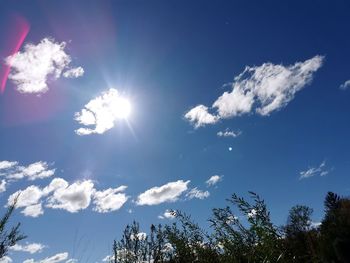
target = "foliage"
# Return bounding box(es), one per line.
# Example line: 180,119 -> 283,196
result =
112,192 -> 350,263
0,195 -> 26,259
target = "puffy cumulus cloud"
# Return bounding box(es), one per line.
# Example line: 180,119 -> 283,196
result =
92,186 -> 128,213
136,180 -> 190,206
10,242 -> 46,254
0,161 -> 55,182
21,203 -> 44,217
185,56 -> 324,127
46,180 -> 94,213
158,209 -> 176,220
7,178 -> 130,217
206,175 -> 223,187
0,256 -> 12,263
0,180 -> 6,193
74,88 -> 131,135
217,129 -> 241,138
5,38 -> 83,94
8,185 -> 44,209
186,187 -> 210,200
0,161 -> 18,170
23,252 -> 69,263
299,161 -> 330,180
62,67 -> 84,78
184,105 -> 218,128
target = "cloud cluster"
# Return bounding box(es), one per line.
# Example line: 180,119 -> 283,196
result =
5,38 -> 84,94
7,178 -> 128,217
10,242 -> 46,254
0,161 -> 55,182
206,175 -> 223,187
299,161 -> 330,180
185,56 -> 324,128
136,180 -> 190,206
74,88 -> 130,135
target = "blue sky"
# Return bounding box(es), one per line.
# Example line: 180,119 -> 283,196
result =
1,0 -> 350,262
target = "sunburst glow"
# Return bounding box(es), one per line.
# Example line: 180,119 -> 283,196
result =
112,97 -> 131,119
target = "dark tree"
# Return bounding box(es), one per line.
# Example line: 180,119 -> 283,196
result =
0,196 -> 26,259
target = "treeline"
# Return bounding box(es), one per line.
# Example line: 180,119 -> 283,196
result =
111,192 -> 350,263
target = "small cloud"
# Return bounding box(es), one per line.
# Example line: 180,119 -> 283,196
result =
5,38 -> 83,94
0,180 -> 6,193
340,80 -> 350,90
63,67 -> 84,78
185,56 -> 324,128
217,129 -> 241,138
184,105 -> 219,128
206,175 -> 223,187
0,161 -> 18,170
158,209 -> 176,220
0,256 -> 12,263
136,180 -> 190,206
92,186 -> 128,213
23,252 -> 69,263
186,187 -> 210,200
299,161 -> 330,180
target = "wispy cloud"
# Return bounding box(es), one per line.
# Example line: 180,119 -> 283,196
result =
340,80 -> 350,90
136,180 -> 190,206
5,38 -> 83,94
299,161 -> 330,180
74,88 -> 130,135
62,67 -> 84,78
185,56 -> 324,128
23,252 -> 69,263
186,187 -> 210,200
206,175 -> 223,187
217,129 -> 241,138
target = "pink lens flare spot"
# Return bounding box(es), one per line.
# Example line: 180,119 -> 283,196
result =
0,14 -> 30,94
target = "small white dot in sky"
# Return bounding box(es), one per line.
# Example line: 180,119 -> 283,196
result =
228,147 -> 233,151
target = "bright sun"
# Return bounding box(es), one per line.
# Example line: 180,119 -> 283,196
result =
113,97 -> 131,119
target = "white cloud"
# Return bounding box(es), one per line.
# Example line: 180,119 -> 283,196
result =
7,178 -> 129,216
184,105 -> 218,128
23,252 -> 69,263
62,67 -> 84,78
10,242 -> 46,254
21,203 -> 44,217
0,161 -> 18,170
102,255 -> 114,262
185,56 -> 324,127
0,180 -> 6,193
74,88 -> 131,135
299,161 -> 329,180
8,185 -> 44,209
158,209 -> 176,220
136,180 -> 190,206
46,180 -> 94,213
186,187 -> 210,200
340,80 -> 350,90
0,256 -> 12,263
5,38 -> 83,94
206,175 -> 223,187
93,186 -> 128,213
7,162 -> 55,181
217,129 -> 241,138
